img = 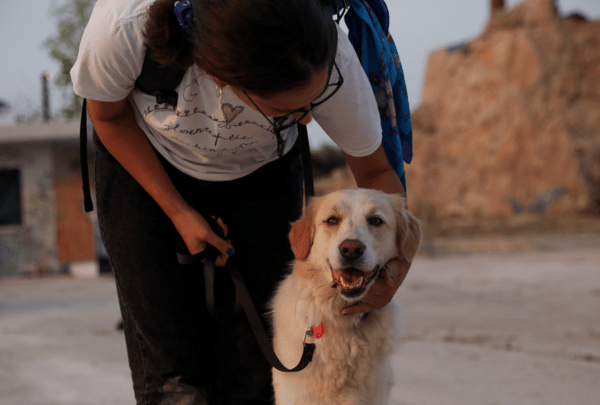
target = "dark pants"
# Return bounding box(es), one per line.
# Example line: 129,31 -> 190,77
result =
94,134 -> 304,404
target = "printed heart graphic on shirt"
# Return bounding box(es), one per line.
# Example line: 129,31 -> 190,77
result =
221,103 -> 244,123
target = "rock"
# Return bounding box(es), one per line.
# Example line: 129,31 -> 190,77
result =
406,0 -> 600,222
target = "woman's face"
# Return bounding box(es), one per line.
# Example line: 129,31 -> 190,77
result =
224,64 -> 330,126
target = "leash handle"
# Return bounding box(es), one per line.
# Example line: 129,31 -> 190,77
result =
175,216 -> 225,265
176,216 -> 240,322
176,217 -> 316,372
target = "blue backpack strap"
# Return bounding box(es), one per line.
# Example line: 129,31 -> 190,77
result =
343,0 -> 413,190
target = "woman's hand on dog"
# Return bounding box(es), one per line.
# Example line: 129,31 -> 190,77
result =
172,208 -> 234,267
341,258 -> 410,316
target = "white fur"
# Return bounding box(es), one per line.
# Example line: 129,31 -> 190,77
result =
270,189 -> 422,405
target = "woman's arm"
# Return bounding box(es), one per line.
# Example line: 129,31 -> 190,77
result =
343,143 -> 405,197
341,143 -> 410,315
87,98 -> 234,265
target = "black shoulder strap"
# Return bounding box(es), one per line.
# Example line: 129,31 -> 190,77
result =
80,98 -> 94,213
135,49 -> 186,107
298,124 -> 315,199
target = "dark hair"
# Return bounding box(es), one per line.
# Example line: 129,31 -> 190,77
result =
144,0 -> 335,96
144,0 -> 196,68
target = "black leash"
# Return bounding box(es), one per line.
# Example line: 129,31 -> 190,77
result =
176,216 -> 316,373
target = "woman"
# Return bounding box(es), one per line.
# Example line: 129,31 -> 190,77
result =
71,0 -> 410,403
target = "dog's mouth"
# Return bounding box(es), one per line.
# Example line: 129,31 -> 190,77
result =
330,266 -> 380,298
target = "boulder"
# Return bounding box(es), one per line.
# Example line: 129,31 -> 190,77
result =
406,0 -> 600,222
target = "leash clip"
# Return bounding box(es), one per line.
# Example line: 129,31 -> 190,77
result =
303,328 -> 314,344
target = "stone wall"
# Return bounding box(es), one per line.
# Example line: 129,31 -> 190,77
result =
0,143 -> 59,276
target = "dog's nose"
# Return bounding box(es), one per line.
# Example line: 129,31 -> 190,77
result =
339,239 -> 365,260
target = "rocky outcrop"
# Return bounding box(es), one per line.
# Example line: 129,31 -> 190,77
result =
406,0 -> 600,221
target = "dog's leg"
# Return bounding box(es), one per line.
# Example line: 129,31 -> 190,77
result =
273,372 -> 316,405
368,359 -> 394,405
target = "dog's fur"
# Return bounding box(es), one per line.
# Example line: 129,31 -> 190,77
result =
270,189 -> 422,405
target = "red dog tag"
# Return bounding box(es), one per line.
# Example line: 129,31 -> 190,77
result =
313,323 -> 324,339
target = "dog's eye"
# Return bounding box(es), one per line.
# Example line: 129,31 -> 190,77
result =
368,216 -> 384,226
326,216 -> 339,225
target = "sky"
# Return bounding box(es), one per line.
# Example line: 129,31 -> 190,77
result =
0,0 -> 599,147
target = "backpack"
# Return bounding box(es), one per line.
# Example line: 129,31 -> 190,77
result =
80,0 -> 412,212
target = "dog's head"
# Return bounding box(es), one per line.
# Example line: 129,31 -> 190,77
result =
289,189 -> 422,303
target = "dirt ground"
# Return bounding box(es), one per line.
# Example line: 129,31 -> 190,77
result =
0,232 -> 599,405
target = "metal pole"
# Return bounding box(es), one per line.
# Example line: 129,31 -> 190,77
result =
42,71 -> 53,122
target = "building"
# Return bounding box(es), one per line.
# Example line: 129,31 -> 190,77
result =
0,122 -> 101,277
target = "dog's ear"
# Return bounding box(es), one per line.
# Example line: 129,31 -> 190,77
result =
400,210 -> 423,263
392,195 -> 423,264
289,199 -> 320,261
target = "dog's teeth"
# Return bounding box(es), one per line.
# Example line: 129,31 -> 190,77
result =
340,276 -> 364,290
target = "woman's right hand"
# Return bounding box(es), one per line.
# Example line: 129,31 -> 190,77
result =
171,207 -> 234,267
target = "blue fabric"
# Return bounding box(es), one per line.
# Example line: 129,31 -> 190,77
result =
344,0 -> 413,184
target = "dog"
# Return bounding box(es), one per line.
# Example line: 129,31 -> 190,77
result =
270,188 -> 422,405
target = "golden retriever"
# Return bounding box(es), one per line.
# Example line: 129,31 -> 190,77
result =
270,188 -> 422,405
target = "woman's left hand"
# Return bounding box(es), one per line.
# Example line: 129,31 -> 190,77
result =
341,258 -> 411,316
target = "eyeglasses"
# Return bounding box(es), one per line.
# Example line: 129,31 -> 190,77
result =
244,60 -> 344,157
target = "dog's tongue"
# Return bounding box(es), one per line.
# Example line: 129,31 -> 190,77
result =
330,270 -> 342,287
341,268 -> 364,284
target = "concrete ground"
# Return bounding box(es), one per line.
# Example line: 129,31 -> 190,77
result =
1,233 -> 599,405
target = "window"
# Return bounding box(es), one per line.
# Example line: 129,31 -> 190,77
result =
0,169 -> 22,225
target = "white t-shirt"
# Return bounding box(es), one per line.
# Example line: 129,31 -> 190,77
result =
71,0 -> 382,181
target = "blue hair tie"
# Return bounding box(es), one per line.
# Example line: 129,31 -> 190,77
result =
174,0 -> 194,32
